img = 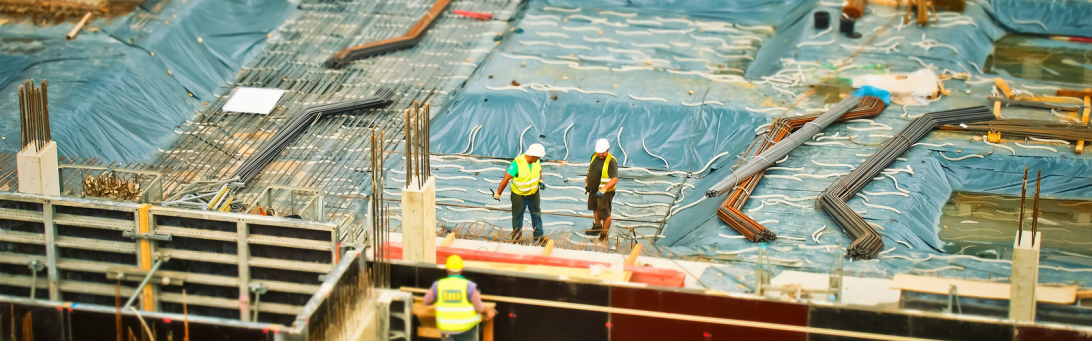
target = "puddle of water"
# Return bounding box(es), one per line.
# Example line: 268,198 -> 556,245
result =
986,34 -> 1092,85
938,192 -> 1092,258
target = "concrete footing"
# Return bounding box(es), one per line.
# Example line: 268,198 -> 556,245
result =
17,141 -> 60,196
401,176 -> 436,264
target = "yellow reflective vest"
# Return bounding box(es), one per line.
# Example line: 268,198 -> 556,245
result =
435,276 -> 481,332
510,154 -> 541,196
588,153 -> 616,192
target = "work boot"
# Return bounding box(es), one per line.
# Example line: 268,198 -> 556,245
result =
585,223 -> 603,236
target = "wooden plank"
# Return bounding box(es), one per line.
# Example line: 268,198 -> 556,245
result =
1078,89 -> 1090,154
462,260 -> 628,282
1056,89 -> 1092,98
440,233 -> 456,247
995,78 -> 1015,99
1077,290 -> 1092,300
625,244 -> 642,266
993,100 -> 1002,119
541,239 -> 555,256
890,273 -> 1077,304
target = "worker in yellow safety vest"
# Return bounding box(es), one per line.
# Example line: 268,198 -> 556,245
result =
584,139 -> 618,241
493,143 -> 546,245
425,255 -> 495,340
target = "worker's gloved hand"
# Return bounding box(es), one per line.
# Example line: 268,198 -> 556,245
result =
538,183 -> 546,190
595,190 -> 603,198
484,308 -> 497,321
493,192 -> 501,201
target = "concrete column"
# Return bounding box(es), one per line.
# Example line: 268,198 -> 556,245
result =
1010,230 -> 1041,322
401,176 -> 436,264
17,141 -> 60,196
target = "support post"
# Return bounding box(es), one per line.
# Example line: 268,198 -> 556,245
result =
17,141 -> 60,195
401,176 -> 436,263
137,204 -> 157,311
237,221 -> 252,322
1009,230 -> 1041,322
43,201 -> 59,300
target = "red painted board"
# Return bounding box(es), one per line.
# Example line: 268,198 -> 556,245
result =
1015,325 -> 1092,341
609,286 -> 808,341
384,242 -> 685,287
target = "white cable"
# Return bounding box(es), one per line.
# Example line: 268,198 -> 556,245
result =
613,126 -> 628,166
642,139 -> 669,169
1015,142 -> 1058,153
519,124 -> 533,152
811,160 -> 855,169
562,122 -> 575,160
938,152 -> 984,161
886,174 -> 910,194
862,190 -> 909,198
694,151 -> 732,175
896,240 -> 914,249
983,138 -> 1016,155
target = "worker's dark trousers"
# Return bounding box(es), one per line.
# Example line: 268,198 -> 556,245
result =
510,191 -> 544,243
440,325 -> 478,341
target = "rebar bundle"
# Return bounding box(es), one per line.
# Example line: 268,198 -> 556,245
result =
717,96 -> 887,242
817,106 -> 994,259
325,0 -> 452,68
937,119 -> 1092,142
18,79 -> 51,152
83,174 -> 141,201
230,88 -> 395,184
706,95 -> 862,197
404,101 -> 431,188
369,128 -> 390,290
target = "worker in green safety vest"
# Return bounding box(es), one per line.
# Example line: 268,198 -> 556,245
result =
425,255 -> 495,340
493,143 -> 547,245
584,139 -> 618,242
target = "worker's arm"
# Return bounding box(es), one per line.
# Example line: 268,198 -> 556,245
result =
423,282 -> 439,306
495,161 -> 518,198
604,158 -> 619,191
469,289 -> 495,320
496,173 -> 513,195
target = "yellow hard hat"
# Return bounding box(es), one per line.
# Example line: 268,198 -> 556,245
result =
445,255 -> 463,271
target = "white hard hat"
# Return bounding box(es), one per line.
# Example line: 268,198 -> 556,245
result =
594,139 -> 610,153
526,143 -> 546,157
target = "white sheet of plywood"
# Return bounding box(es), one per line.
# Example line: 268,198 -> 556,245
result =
222,87 -> 285,114
891,273 -> 1077,304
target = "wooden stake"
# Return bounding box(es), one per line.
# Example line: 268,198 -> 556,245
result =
66,12 -> 92,40
992,100 -> 1002,119
625,244 -> 643,266
440,233 -> 456,247
1077,88 -> 1090,154
541,239 -> 555,257
994,78 -> 1015,99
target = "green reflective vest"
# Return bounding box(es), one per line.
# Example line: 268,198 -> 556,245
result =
589,153 -> 616,192
511,154 -> 541,196
435,276 -> 480,332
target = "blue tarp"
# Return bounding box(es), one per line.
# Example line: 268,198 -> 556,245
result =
0,0 -> 292,161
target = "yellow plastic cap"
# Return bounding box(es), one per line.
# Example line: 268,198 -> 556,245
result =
446,255 -> 463,271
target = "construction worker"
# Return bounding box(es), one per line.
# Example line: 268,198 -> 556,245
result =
585,139 -> 618,240
493,143 -> 546,245
424,255 -> 496,341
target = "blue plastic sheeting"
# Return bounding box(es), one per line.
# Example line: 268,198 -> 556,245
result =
986,0 -> 1092,38
751,1 -> 1008,80
0,0 -> 292,161
430,1 -> 792,172
540,0 -> 815,29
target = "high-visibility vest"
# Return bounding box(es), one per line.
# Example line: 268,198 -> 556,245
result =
589,153 -> 616,192
510,154 -> 541,196
434,276 -> 481,332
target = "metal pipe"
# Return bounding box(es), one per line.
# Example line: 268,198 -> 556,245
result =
1031,169 -> 1041,246
1018,167 -> 1027,245
122,257 -> 166,310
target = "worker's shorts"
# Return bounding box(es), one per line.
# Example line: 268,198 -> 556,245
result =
587,190 -> 616,218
